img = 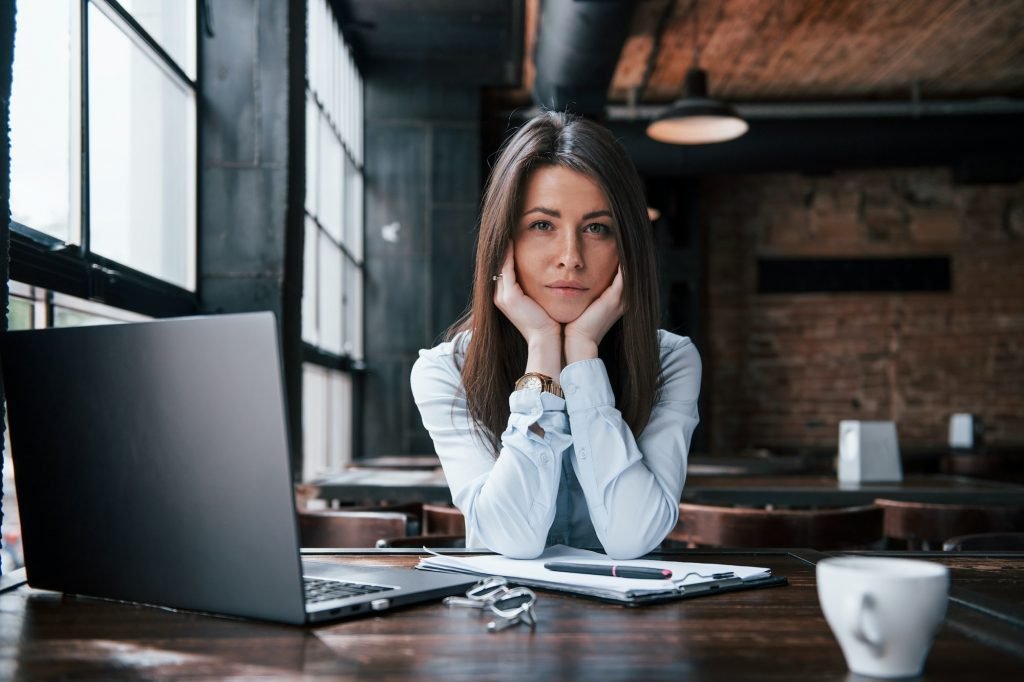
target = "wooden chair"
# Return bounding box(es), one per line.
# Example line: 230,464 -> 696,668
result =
342,502 -> 424,535
422,504 -> 466,536
942,532 -> 1024,552
875,498 -> 1024,550
667,502 -> 884,550
297,510 -> 408,548
376,505 -> 466,548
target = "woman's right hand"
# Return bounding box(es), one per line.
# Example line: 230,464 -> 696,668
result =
493,241 -> 561,346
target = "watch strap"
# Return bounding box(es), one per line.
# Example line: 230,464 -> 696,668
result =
515,372 -> 564,399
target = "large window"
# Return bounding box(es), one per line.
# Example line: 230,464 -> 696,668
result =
4,0 -> 197,571
9,0 -> 198,309
302,0 -> 365,480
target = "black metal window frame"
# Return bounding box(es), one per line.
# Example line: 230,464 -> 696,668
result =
9,0 -> 200,319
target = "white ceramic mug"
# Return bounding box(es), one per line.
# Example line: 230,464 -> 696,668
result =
817,557 -> 949,678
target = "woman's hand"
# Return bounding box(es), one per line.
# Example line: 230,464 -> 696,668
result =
493,242 -> 562,377
564,266 -> 624,364
493,242 -> 560,344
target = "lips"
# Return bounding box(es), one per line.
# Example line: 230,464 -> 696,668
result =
546,280 -> 587,290
545,280 -> 589,298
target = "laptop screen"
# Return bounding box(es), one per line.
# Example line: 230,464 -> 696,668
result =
1,312 -> 309,623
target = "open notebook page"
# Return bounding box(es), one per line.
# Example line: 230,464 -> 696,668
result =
417,545 -> 771,600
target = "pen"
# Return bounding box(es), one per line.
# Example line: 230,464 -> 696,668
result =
544,561 -> 673,580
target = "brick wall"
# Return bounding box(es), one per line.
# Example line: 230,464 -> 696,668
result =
704,168 -> 1024,453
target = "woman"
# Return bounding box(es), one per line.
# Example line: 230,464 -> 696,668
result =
411,111 -> 701,559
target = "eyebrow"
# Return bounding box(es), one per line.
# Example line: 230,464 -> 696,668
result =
522,206 -> 613,221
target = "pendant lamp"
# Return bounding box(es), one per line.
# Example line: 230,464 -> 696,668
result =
646,1 -> 748,145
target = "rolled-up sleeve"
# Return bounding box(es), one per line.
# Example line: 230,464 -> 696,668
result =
410,342 -> 572,558
560,335 -> 701,559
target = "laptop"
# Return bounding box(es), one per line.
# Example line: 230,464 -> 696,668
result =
0,312 -> 476,625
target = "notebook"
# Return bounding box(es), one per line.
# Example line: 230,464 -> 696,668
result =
0,312 -> 477,625
417,545 -> 788,604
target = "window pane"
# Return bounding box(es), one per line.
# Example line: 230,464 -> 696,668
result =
10,0 -> 79,242
302,216 -> 318,344
52,292 -> 149,327
305,92 -> 318,214
89,4 -> 197,290
327,370 -> 352,470
318,233 -> 342,355
318,114 -> 342,242
342,256 -> 357,356
344,154 -> 361,252
301,363 -> 352,481
116,0 -> 197,80
7,297 -> 35,331
301,363 -> 327,482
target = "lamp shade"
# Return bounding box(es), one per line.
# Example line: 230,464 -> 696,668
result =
646,68 -> 748,145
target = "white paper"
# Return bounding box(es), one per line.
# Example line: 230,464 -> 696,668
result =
417,545 -> 771,600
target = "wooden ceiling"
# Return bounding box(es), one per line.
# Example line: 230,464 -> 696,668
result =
509,0 -> 1024,106
617,0 -> 1024,102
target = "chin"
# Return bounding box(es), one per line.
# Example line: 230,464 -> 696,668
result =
545,306 -> 586,325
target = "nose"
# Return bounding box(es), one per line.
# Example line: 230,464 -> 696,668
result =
557,231 -> 584,270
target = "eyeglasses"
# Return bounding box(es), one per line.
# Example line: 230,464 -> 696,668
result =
444,576 -> 538,632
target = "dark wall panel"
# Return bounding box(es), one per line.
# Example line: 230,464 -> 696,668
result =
365,126 -> 428,258
430,206 -> 477,342
362,79 -> 480,457
432,126 -> 481,205
363,254 -> 427,356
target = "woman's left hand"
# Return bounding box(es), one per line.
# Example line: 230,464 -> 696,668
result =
563,267 -> 625,363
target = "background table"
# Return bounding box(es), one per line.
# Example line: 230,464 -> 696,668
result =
684,473 -> 1024,507
2,549 -> 1021,680
312,468 -> 1024,509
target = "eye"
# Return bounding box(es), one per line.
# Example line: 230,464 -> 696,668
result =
528,220 -> 554,231
583,223 -> 611,235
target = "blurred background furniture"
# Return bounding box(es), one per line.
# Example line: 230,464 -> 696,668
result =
943,532 -> 1024,552
422,503 -> 465,536
667,502 -> 884,550
297,510 -> 407,548
376,504 -> 466,548
875,498 -> 1024,550
684,473 -> 1024,508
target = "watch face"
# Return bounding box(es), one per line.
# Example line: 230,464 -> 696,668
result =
525,376 -> 543,391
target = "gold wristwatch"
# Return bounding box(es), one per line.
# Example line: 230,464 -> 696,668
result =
515,372 -> 564,398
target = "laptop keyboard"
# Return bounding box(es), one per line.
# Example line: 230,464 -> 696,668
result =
303,576 -> 391,604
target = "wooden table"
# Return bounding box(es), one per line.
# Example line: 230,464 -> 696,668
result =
313,468 -> 452,505
685,473 -> 1024,507
312,467 -> 1023,509
348,455 -> 443,470
310,455 -> 814,506
2,550 -> 1021,680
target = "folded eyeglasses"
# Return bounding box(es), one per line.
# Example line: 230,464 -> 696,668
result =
443,576 -> 538,632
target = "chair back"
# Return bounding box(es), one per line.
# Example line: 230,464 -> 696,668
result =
875,498 -> 1024,549
298,510 -> 407,548
423,504 -> 466,536
670,503 -> 884,550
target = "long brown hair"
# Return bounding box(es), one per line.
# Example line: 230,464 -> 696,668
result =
449,111 -> 661,454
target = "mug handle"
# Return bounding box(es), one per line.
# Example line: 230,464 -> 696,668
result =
850,592 -> 885,657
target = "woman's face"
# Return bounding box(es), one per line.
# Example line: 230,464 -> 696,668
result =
513,165 -> 620,324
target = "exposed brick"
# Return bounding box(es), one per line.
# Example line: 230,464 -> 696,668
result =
704,169 -> 1024,452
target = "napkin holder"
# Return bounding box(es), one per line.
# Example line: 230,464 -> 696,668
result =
838,420 -> 902,483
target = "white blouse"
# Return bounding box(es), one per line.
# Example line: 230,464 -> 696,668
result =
410,329 -> 701,560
